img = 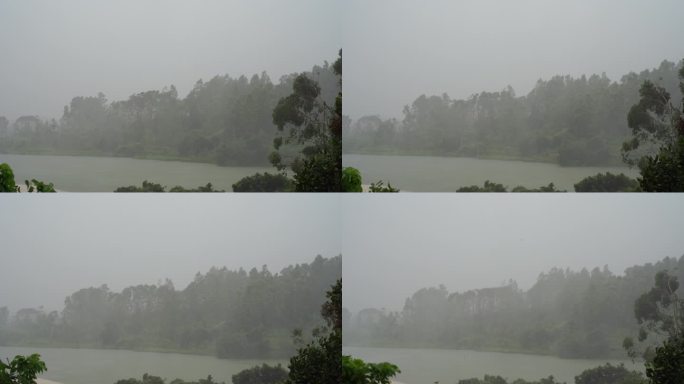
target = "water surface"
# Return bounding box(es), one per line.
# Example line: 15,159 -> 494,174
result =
343,154 -> 639,192
344,346 -> 639,384
0,154 -> 273,192
0,346 -> 286,384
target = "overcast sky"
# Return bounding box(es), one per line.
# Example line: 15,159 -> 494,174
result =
343,0 -> 684,120
342,194 -> 684,313
0,194 -> 341,312
0,0 -> 340,121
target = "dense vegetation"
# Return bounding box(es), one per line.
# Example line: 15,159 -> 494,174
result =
114,180 -> 223,192
344,60 -> 683,167
0,255 -> 341,359
456,180 -> 562,192
0,61 -> 338,168
0,163 -> 55,192
457,363 -> 646,384
284,280 -> 341,384
0,354 -> 46,384
622,63 -> 684,191
343,255 -> 684,359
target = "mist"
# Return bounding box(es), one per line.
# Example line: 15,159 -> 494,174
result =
0,194 -> 341,312
343,0 -> 684,120
342,194 -> 684,313
0,0 -> 341,121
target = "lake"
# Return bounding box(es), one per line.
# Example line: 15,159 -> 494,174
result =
0,346 -> 287,384
0,154 -> 274,192
343,154 -> 639,192
344,346 -> 639,384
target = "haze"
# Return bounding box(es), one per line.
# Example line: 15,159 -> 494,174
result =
343,0 -> 684,119
0,194 -> 341,312
0,0 -> 341,121
342,194 -> 684,313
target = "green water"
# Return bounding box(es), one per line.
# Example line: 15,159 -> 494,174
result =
0,154 -> 274,192
343,154 -> 639,192
344,346 -> 639,384
0,346 -> 287,384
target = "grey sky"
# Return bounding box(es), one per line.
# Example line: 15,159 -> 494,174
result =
343,0 -> 684,120
0,194 -> 341,312
0,0 -> 340,121
342,194 -> 684,313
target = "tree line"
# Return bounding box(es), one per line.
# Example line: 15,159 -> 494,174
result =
344,60 -> 683,167
0,255 -> 341,359
0,62 -> 338,168
343,255 -> 684,359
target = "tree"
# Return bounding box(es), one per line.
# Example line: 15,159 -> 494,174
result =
624,270 -> 684,383
0,163 -> 18,192
574,363 -> 645,384
232,173 -> 292,192
115,180 -> 223,192
341,167 -> 362,192
341,356 -> 400,384
284,280 -> 341,384
270,50 -> 342,192
0,163 -> 55,192
0,354 -> 47,384
232,364 -> 287,384
645,334 -> 684,384
622,64 -> 684,191
574,172 -> 640,192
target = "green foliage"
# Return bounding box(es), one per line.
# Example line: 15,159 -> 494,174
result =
0,163 -> 18,192
341,356 -> 400,384
284,280 -> 341,384
115,180 -> 166,192
341,167 -> 363,192
634,271 -> 683,342
645,335 -> 684,384
457,180 -> 507,192
115,180 -> 224,192
345,60 -> 684,166
574,173 -> 640,192
367,181 -> 399,193
232,173 -> 293,192
636,138 -> 684,191
457,375 -> 560,384
0,163 -> 55,192
574,363 -> 645,384
622,63 -> 684,191
269,50 -> 342,192
347,256 -> 684,359
24,179 -> 56,193
231,364 -> 287,384
0,61 -> 338,169
2,256 -> 340,360
0,354 -> 47,384
456,181 -> 562,192
116,373 -> 223,384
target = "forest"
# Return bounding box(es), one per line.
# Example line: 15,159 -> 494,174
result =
0,61 -> 338,167
0,255 -> 341,359
343,60 -> 683,167
343,255 -> 684,359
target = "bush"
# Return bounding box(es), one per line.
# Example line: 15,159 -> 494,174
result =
232,173 -> 293,192
574,172 -> 640,192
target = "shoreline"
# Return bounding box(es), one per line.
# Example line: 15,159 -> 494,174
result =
343,151 -> 631,168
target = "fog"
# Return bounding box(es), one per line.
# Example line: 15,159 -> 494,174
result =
0,194 -> 341,312
0,0 -> 340,121
342,194 -> 684,313
343,0 -> 684,120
